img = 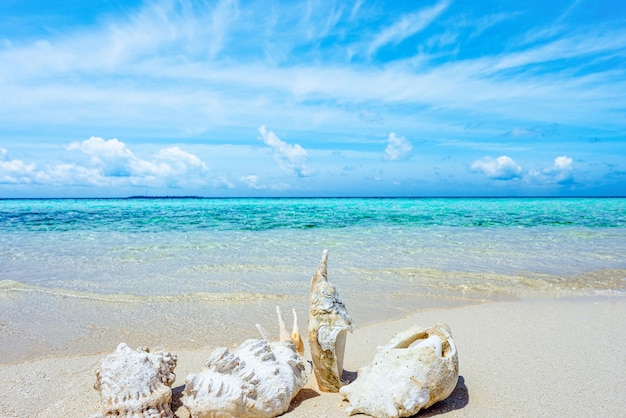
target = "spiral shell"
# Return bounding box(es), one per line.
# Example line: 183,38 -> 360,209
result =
94,343 -> 177,418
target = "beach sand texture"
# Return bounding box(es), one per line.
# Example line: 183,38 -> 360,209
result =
1,295 -> 624,417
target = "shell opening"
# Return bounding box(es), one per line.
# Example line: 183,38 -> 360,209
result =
335,329 -> 348,382
404,332 -> 450,358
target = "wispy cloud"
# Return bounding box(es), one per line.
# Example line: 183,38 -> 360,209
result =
469,12 -> 521,38
1,0 -> 624,133
350,0 -> 364,21
258,126 -> 314,177
207,0 -> 240,58
367,0 -> 450,57
0,0 -> 623,196
503,124 -> 559,138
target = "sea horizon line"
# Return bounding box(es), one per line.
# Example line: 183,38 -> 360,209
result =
1,195 -> 625,200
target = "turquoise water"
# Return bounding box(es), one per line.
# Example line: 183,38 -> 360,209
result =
1,197 -> 625,362
1,197 -> 624,232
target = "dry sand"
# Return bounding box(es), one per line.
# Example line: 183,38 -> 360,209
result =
1,295 -> 624,417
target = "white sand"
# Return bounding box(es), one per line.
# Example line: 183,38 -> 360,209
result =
1,295 -> 624,417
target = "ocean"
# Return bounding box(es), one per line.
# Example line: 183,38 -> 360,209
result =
1,197 -> 625,363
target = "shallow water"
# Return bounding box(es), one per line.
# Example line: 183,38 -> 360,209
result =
1,198 -> 625,362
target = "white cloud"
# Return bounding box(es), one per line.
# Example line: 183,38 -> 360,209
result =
554,155 -> 572,171
0,152 -> 107,187
0,154 -> 37,184
367,0 -> 450,57
67,137 -> 137,176
551,155 -> 575,184
154,147 -> 208,175
258,126 -> 314,177
0,1 -> 623,197
384,132 -> 413,161
471,155 -> 522,180
37,163 -> 103,186
529,155 -> 574,185
0,137 -> 201,190
66,137 -> 208,185
239,174 -> 265,189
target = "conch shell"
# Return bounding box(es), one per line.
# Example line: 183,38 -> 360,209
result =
339,323 -> 459,418
182,308 -> 310,417
94,343 -> 177,418
308,249 -> 354,392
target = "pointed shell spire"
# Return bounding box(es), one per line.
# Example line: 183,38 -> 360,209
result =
308,250 -> 353,392
275,306 -> 304,355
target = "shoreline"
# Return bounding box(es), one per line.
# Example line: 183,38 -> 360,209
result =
1,294 -> 624,417
0,283 -> 490,365
3,267 -> 623,365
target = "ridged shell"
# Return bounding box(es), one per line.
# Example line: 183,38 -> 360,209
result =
308,249 -> 353,392
339,323 -> 459,418
94,343 -> 177,418
182,338 -> 311,418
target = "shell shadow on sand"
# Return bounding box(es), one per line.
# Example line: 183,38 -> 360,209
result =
286,388 -> 321,413
418,376 -> 469,417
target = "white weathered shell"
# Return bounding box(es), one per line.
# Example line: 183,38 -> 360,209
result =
339,323 -> 459,418
308,249 -> 353,392
182,338 -> 311,418
94,343 -> 178,418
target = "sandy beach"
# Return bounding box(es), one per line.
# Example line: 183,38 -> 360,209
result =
1,295 -> 624,417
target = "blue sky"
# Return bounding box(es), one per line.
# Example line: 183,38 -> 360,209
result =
0,0 -> 624,197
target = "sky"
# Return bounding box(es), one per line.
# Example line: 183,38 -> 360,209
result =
0,0 -> 625,197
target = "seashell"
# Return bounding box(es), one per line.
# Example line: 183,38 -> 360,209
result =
182,324 -> 311,418
275,306 -> 304,355
308,249 -> 354,392
256,306 -> 304,356
339,323 -> 459,418
94,343 -> 178,418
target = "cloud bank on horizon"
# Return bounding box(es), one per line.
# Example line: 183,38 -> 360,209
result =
0,0 -> 624,197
